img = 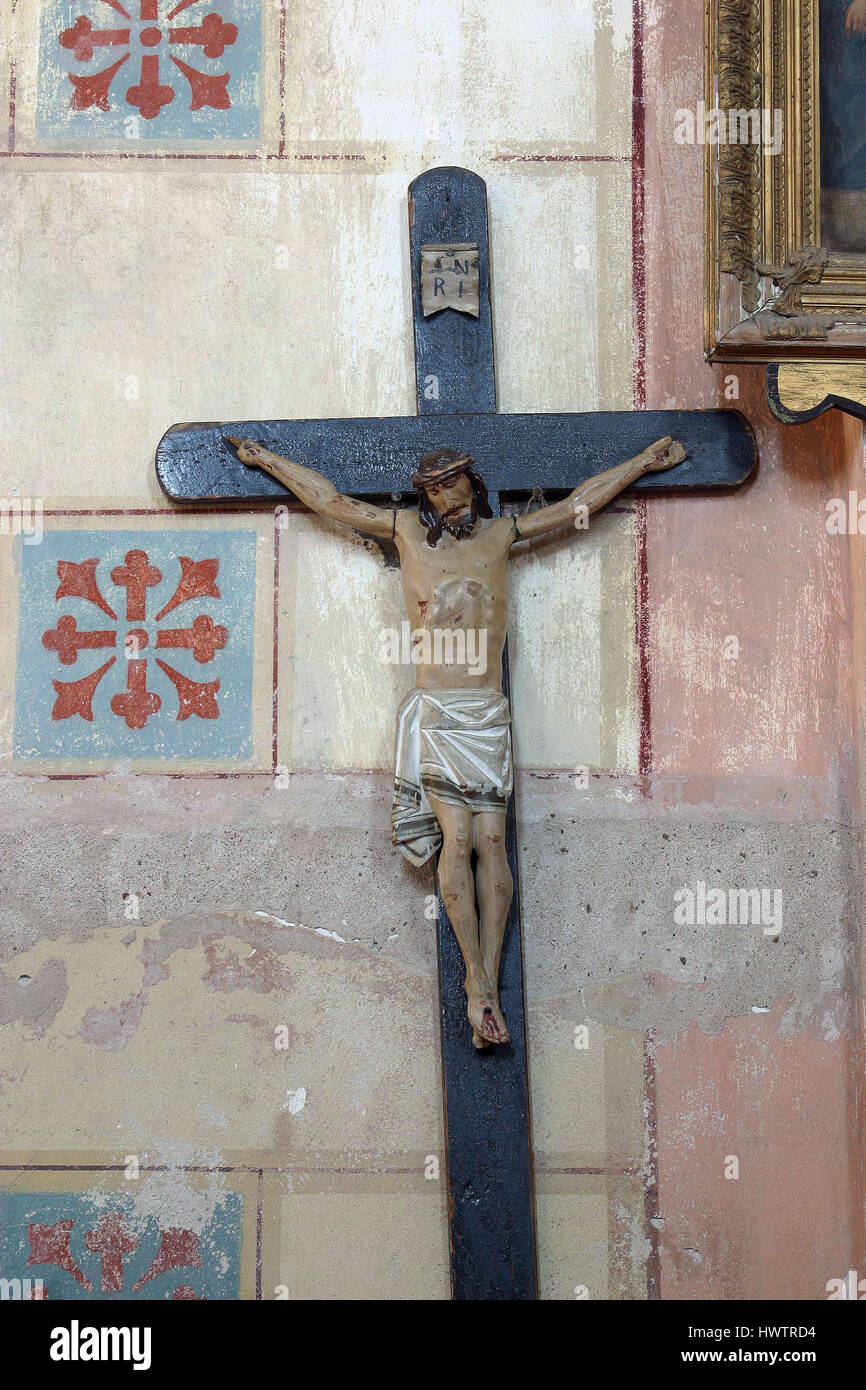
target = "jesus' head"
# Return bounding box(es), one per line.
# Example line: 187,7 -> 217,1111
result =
412,449 -> 493,546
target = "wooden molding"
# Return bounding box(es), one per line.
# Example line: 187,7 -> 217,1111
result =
767,361 -> 866,422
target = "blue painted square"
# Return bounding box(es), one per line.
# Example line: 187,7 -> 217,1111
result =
37,0 -> 262,143
0,1189 -> 242,1299
14,529 -> 257,762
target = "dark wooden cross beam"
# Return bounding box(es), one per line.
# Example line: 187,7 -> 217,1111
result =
156,166 -> 757,1301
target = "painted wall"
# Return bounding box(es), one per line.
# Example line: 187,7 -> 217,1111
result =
0,0 -> 860,1300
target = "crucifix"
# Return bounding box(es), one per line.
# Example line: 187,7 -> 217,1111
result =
155,167 -> 756,1301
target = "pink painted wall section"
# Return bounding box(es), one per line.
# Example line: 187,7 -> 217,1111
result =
646,379 -> 855,793
641,0 -> 855,795
654,1007 -> 859,1300
641,0 -> 863,1297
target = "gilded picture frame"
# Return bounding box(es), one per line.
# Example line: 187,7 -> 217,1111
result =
706,0 -> 866,365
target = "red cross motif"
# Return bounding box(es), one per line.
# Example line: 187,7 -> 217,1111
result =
110,658 -> 162,729
171,13 -> 237,58
157,613 -> 228,662
124,54 -> 176,119
61,14 -> 130,62
25,1207 -> 213,1297
111,549 -> 163,621
42,548 -> 229,728
58,1 -> 241,121
43,615 -> 117,665
84,1212 -> 139,1293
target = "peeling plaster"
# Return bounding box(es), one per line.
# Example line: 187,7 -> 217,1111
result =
285,1087 -> 307,1115
254,911 -> 346,944
80,991 -> 147,1052
0,958 -> 67,1036
89,1142 -> 237,1236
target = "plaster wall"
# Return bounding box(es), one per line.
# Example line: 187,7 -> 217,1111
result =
0,0 -> 860,1299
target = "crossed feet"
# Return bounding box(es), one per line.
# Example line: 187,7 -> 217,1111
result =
467,972 -> 510,1050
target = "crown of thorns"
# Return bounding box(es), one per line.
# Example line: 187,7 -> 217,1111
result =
411,450 -> 475,491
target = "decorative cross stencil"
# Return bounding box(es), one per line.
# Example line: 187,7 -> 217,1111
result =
0,1190 -> 242,1299
14,528 -> 257,761
38,0 -> 262,141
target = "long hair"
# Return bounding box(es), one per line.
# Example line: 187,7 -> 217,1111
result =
417,469 -> 493,547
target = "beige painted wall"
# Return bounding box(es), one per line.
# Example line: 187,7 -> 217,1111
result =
0,0 -> 859,1302
0,0 -> 647,1301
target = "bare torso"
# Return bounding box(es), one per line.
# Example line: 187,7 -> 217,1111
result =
394,509 -> 515,690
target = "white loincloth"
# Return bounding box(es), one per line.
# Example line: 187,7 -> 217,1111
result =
391,687 -> 513,868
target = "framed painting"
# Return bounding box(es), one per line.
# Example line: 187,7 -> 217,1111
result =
705,0 -> 866,367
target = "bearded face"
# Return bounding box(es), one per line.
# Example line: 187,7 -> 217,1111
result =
417,469 -> 492,546
443,508 -> 478,539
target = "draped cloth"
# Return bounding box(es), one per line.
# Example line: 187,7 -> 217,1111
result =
391,687 -> 513,868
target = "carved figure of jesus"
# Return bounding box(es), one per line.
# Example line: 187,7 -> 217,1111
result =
228,435 -> 685,1048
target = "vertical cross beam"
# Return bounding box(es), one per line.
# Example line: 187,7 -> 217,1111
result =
409,168 -> 538,1301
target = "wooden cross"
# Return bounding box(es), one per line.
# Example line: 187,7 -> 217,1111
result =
155,166 -> 756,1301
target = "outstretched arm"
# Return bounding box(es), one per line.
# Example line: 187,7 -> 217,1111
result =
226,438 -> 395,539
514,436 -> 686,543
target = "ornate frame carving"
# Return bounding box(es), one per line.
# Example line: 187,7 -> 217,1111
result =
706,0 -> 866,361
